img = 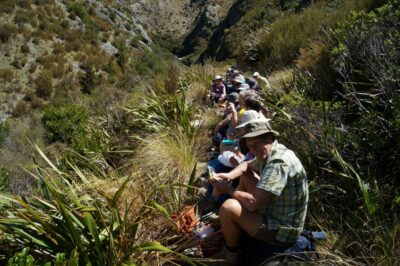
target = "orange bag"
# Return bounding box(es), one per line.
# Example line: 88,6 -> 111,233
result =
171,205 -> 199,234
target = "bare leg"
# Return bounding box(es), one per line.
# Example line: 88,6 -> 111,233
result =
220,198 -> 263,248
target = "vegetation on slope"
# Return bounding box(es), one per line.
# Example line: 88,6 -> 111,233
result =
0,0 -> 399,265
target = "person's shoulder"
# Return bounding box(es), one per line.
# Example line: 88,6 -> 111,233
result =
271,142 -> 298,161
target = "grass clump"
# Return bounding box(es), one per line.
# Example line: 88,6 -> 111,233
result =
35,71 -> 53,99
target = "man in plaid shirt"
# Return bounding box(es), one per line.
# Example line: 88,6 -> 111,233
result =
210,120 -> 309,265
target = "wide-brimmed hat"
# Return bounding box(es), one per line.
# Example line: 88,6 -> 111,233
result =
236,110 -> 269,129
232,77 -> 244,84
253,72 -> 260,77
241,121 -> 279,139
213,75 -> 223,81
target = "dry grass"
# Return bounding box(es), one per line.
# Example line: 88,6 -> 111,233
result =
132,126 -> 208,183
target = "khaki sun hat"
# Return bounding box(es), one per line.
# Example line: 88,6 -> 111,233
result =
232,77 -> 244,84
213,75 -> 223,81
241,121 -> 279,139
236,110 -> 270,129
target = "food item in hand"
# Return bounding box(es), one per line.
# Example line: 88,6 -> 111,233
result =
207,166 -> 218,182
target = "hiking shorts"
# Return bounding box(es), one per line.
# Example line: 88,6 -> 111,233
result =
253,222 -> 294,247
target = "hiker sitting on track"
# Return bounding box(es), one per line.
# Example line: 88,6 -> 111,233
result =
208,75 -> 226,103
209,120 -> 309,265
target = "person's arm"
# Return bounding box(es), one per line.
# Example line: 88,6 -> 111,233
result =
221,84 -> 227,99
214,113 -> 232,133
229,103 -> 239,128
230,188 -> 273,212
212,178 -> 273,212
214,160 -> 253,181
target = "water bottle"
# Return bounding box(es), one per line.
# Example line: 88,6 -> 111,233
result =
197,225 -> 214,239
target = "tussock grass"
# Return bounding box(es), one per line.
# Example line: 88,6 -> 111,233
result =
180,63 -> 214,105
133,127 -> 207,183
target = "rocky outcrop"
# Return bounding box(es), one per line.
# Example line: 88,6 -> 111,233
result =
126,0 -> 236,60
199,0 -> 245,61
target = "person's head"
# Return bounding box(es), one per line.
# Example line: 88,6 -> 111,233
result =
244,95 -> 263,112
232,77 -> 243,88
226,92 -> 240,106
239,90 -> 251,108
245,133 -> 275,161
239,121 -> 279,161
253,72 -> 260,80
213,75 -> 223,84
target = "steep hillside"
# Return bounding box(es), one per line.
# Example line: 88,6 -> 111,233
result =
0,0 -> 171,117
128,0 -> 236,62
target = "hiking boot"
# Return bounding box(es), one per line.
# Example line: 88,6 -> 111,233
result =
207,246 -> 240,266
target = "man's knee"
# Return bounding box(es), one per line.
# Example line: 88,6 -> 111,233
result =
220,198 -> 241,218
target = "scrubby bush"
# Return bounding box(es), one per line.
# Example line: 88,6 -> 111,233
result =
0,0 -> 15,13
58,17 -> 68,28
20,43 -> 30,53
28,62 -> 37,73
80,65 -> 97,94
35,71 -> 53,99
14,9 -> 34,25
330,0 -> 400,185
11,57 -> 27,69
258,7 -> 329,68
13,101 -> 29,117
42,104 -> 89,143
0,68 -> 14,82
16,0 -> 32,8
0,24 -> 17,43
0,121 -> 10,147
133,45 -> 176,76
249,0 -> 377,70
0,166 -> 9,191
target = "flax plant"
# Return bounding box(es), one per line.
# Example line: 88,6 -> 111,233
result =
0,146 -> 203,265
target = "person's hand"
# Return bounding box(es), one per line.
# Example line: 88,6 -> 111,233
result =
225,102 -> 235,113
214,173 -> 231,181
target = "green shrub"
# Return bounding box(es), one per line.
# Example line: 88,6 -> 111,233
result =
0,24 -> 17,43
14,9 -> 34,25
0,166 -> 9,191
28,62 -> 37,73
0,68 -> 14,82
35,71 -> 53,99
11,57 -> 27,69
13,100 -> 29,117
42,104 -> 89,143
0,121 -> 10,147
0,0 -> 15,13
61,19 -> 69,29
79,65 -> 97,94
254,0 -> 375,69
16,0 -> 32,8
258,8 -> 328,68
20,43 -> 30,53
132,45 -> 176,76
330,0 -> 400,184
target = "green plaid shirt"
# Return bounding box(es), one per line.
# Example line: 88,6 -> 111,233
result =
251,140 -> 308,243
